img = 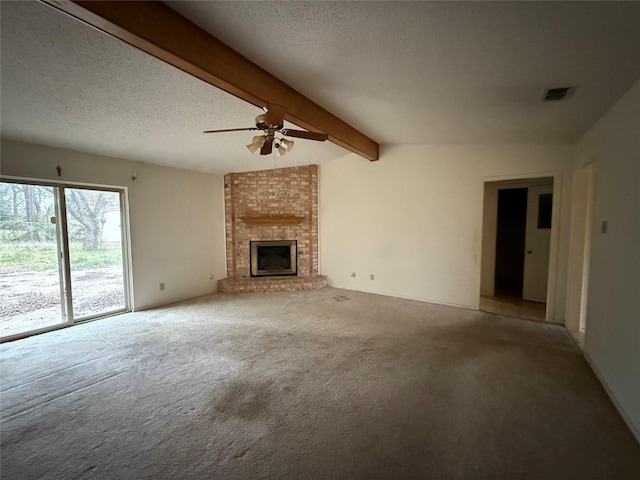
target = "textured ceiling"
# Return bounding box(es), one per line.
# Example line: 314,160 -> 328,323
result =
2,1 -> 640,175
168,0 -> 640,144
0,1 -> 348,175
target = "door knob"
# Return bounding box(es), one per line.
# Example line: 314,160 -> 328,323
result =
526,250 -> 533,254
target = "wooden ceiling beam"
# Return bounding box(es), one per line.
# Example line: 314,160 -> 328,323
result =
41,1 -> 379,161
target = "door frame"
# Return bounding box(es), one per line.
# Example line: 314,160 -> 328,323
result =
480,172 -> 562,322
565,163 -> 595,336
0,176 -> 133,341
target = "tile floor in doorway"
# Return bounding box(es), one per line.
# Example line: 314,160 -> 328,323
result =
480,294 -> 546,322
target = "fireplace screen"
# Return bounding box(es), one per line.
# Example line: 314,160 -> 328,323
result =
250,240 -> 297,277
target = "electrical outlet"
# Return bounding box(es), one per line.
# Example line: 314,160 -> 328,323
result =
370,274 -> 375,280
208,274 -> 214,280
160,282 -> 165,290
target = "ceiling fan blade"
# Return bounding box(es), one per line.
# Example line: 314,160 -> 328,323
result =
265,104 -> 286,128
203,127 -> 257,133
260,140 -> 273,155
280,129 -> 328,141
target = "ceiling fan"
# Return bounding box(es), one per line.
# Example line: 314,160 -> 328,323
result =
203,104 -> 328,156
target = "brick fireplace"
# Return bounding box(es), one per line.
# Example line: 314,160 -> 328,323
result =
217,165 -> 328,293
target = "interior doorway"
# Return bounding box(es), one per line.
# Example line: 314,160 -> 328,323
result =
0,180 -> 130,340
494,188 -> 527,297
480,177 -> 555,322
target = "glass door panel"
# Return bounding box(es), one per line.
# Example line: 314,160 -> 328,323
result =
65,188 -> 126,319
0,183 -> 65,337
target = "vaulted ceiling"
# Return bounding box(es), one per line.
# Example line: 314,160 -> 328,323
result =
2,1 -> 640,175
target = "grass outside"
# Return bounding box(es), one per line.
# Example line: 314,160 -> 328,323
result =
0,242 -> 123,274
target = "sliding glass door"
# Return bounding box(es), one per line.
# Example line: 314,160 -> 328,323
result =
0,181 -> 129,340
66,188 -> 127,319
0,184 -> 65,337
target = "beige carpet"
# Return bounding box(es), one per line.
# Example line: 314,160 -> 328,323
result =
1,287 -> 639,479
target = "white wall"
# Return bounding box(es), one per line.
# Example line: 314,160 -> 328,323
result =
0,139 -> 226,310
573,79 -> 640,440
320,144 -> 573,320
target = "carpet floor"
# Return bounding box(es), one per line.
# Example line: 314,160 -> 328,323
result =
1,287 -> 639,479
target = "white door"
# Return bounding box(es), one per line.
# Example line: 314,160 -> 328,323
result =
523,184 -> 553,302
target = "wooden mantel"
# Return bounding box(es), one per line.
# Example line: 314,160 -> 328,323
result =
239,215 -> 305,226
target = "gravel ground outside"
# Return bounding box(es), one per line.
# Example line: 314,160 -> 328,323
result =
0,266 -> 125,338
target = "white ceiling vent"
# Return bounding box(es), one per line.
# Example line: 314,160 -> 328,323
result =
543,86 -> 577,101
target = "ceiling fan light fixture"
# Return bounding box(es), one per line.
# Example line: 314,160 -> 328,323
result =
246,135 -> 266,154
204,104 -> 326,156
280,138 -> 294,152
275,137 -> 295,157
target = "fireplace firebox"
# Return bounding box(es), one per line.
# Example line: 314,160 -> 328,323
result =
250,240 -> 297,277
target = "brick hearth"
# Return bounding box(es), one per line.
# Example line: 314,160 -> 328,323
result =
218,165 -> 327,293
218,275 -> 327,293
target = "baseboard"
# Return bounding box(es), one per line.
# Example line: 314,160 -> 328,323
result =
133,290 -> 217,312
583,351 -> 640,444
329,285 -> 477,310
